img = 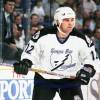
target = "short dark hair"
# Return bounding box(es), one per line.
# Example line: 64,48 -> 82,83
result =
4,0 -> 15,5
30,13 -> 39,19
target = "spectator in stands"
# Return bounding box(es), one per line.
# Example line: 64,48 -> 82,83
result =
61,0 -> 76,10
94,9 -> 100,26
2,0 -> 15,44
13,13 -> 28,45
93,25 -> 100,59
14,0 -> 22,11
82,0 -> 97,18
13,13 -> 26,38
14,14 -> 23,29
27,13 -> 44,41
82,17 -> 96,33
13,23 -> 25,51
30,0 -> 36,10
14,0 -> 30,13
13,14 -> 25,50
75,2 -> 83,31
43,0 -> 59,21
1,0 -> 22,61
31,0 -> 45,23
1,0 -> 16,60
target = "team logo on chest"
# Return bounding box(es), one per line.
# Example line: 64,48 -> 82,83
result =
50,48 -> 75,71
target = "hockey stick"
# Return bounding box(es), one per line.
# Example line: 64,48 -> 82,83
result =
0,63 -> 76,79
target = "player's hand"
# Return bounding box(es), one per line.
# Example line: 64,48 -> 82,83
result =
76,64 -> 96,85
13,59 -> 32,75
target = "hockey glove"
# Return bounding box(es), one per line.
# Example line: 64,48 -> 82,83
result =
13,59 -> 32,75
76,64 -> 96,85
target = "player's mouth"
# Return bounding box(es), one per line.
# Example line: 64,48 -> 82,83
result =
68,27 -> 73,29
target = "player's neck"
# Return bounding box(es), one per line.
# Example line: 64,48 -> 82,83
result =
57,31 -> 70,39
57,27 -> 70,38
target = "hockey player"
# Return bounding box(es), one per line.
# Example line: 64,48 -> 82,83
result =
13,7 -> 96,100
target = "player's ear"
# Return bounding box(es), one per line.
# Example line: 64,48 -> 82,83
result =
56,21 -> 59,27
53,20 -> 59,27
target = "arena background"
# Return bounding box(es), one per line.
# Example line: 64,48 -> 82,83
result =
0,0 -> 100,100
0,63 -> 100,100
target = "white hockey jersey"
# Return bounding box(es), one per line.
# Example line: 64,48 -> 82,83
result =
21,33 -> 95,79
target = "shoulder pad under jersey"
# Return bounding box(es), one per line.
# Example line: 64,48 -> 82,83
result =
70,28 -> 89,47
31,26 -> 57,42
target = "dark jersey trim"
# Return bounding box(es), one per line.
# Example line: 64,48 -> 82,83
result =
31,26 -> 89,47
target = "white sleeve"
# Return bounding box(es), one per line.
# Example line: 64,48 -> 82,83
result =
93,59 -> 100,73
21,39 -> 41,65
79,40 -> 94,66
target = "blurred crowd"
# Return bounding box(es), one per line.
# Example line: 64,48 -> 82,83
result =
0,0 -> 100,62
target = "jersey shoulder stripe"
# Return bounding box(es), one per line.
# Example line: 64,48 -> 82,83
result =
31,26 -> 57,42
31,27 -> 89,47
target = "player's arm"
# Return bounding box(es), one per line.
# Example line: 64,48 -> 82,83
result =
76,40 -> 96,85
13,39 -> 35,75
13,35 -> 39,75
13,26 -> 56,75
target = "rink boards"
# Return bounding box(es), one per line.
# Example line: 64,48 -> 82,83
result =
0,65 -> 100,100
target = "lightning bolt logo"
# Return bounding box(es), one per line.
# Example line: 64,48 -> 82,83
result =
51,54 -> 69,71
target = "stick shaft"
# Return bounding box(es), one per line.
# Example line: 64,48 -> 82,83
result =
0,64 -> 75,79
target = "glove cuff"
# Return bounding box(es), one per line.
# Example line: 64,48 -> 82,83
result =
84,64 -> 96,77
22,59 -> 32,68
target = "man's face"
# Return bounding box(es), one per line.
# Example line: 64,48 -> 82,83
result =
15,15 -> 22,24
4,1 -> 15,14
31,15 -> 40,26
95,28 -> 100,39
60,18 -> 75,34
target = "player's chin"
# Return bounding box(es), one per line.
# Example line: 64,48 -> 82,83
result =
67,28 -> 73,33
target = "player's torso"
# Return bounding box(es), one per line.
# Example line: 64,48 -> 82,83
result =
37,34 -> 85,76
